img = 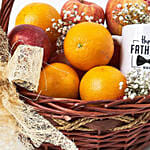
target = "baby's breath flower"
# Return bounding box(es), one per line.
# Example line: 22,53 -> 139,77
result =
129,6 -> 135,12
58,19 -> 63,24
125,15 -> 131,20
54,26 -> 58,30
119,81 -> 124,90
124,69 -> 150,99
90,16 -> 94,20
123,20 -> 128,24
133,12 -> 137,17
53,22 -> 57,26
124,3 -> 128,7
81,12 -> 85,16
119,16 -> 124,21
112,10 -> 116,14
142,3 -> 146,8
74,11 -> 78,15
70,14 -> 75,17
129,93 -> 137,99
112,2 -> 150,26
118,12 -> 123,15
63,14 -> 68,19
125,88 -> 129,92
123,96 -> 128,99
139,6 -> 144,10
117,4 -> 122,8
113,15 -> 117,19
76,15 -> 81,21
63,9 -> 66,13
66,10 -> 71,14
51,18 -> 55,22
133,19 -> 139,23
50,19 -> 75,53
122,8 -> 128,14
73,5 -> 78,9
85,15 -> 90,21
58,29 -> 62,33
68,21 -> 72,24
45,27 -> 50,32
63,26 -> 68,31
74,18 -> 77,22
99,19 -> 102,22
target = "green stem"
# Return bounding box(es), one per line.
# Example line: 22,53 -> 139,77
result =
77,43 -> 83,48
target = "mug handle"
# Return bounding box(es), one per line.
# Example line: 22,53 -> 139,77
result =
112,35 -> 122,45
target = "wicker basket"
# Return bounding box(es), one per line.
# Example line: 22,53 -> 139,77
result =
1,0 -> 150,150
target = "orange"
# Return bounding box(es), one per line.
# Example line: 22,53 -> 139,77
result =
64,22 -> 114,71
15,2 -> 61,44
38,63 -> 79,98
80,66 -> 127,101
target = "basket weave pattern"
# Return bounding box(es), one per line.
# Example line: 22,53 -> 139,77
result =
1,0 -> 150,149
21,92 -> 150,150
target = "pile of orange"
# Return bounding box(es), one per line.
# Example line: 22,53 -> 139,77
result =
38,22 -> 127,101
15,2 -> 127,102
15,2 -> 61,54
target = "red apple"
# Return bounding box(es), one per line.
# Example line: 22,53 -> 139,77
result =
106,0 -> 148,35
49,53 -> 71,65
109,39 -> 121,69
61,0 -> 105,24
49,53 -> 85,79
8,24 -> 53,65
145,0 -> 150,5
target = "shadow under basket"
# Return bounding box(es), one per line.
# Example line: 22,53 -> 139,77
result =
1,0 -> 150,149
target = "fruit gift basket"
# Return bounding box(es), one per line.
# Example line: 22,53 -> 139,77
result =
1,0 -> 150,150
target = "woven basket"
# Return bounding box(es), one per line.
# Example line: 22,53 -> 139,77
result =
1,0 -> 150,150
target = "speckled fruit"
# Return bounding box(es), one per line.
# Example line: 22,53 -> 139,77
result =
106,0 -> 148,35
61,0 -> 105,24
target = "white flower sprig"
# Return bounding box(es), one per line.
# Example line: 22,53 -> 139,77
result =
112,3 -> 150,26
62,4 -> 103,24
46,19 -> 75,54
123,69 -> 150,99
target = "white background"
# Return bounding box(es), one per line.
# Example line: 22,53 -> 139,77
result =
0,0 -> 150,149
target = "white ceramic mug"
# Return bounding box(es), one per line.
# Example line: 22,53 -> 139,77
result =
113,24 -> 150,75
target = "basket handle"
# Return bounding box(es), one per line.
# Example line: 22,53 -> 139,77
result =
0,0 -> 15,33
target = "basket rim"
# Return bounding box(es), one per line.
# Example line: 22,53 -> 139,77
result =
20,89 -> 150,118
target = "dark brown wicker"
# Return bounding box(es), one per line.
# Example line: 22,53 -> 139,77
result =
1,0 -> 150,150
